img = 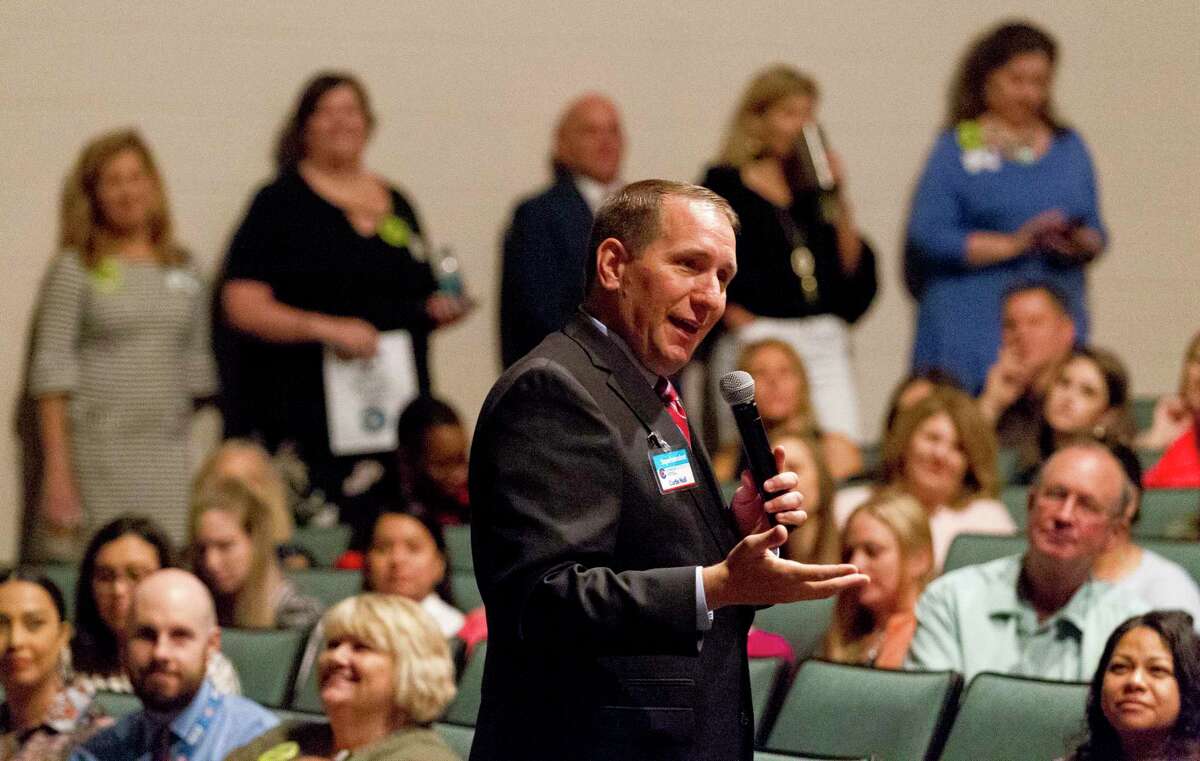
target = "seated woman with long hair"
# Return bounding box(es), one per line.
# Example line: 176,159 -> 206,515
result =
190,479 -> 322,630
226,594 -> 461,761
716,338 -> 862,482
773,430 -> 840,564
71,515 -> 240,693
0,571 -> 111,760
1013,346 -> 1140,485
1067,610 -> 1199,761
821,492 -> 934,669
835,388 -> 1014,570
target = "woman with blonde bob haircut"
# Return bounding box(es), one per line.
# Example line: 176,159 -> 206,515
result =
835,388 -> 1014,570
227,594 -> 461,760
822,491 -> 934,668
29,128 -> 215,557
189,478 -> 321,630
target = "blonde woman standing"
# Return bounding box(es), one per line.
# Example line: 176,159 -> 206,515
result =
29,129 -> 215,556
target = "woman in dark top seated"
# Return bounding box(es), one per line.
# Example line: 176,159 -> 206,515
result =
1067,610 -> 1199,761
226,594 -> 460,761
702,63 -> 877,446
217,70 -> 469,519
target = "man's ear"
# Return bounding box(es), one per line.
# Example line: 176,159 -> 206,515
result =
207,626 -> 221,659
594,238 -> 628,292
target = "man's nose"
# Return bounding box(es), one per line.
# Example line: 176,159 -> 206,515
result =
1053,493 -> 1080,522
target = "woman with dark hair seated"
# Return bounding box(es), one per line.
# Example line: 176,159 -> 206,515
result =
1,570 -> 111,759
71,515 -> 240,693
227,594 -> 460,761
1067,610 -> 1199,760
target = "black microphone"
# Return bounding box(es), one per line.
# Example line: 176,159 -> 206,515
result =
719,370 -> 785,525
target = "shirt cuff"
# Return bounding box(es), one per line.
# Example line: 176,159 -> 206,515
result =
695,566 -> 714,631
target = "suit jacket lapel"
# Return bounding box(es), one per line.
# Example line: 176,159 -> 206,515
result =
564,314 -> 740,553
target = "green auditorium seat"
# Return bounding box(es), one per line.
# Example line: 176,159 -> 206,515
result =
22,563 -> 79,621
749,657 -> 787,743
292,524 -> 353,567
221,627 -> 306,707
1000,485 -> 1029,529
756,753 -> 871,761
451,569 -> 483,611
1135,489 -> 1199,539
287,568 -> 361,609
996,447 -> 1019,485
443,524 -> 473,571
752,597 -> 835,661
764,660 -> 959,761
1136,448 -> 1164,473
1144,538 -> 1200,585
435,722 -> 475,757
937,672 -> 1088,761
942,534 -> 1026,574
442,642 -> 486,727
1131,396 -> 1157,433
94,690 -> 143,718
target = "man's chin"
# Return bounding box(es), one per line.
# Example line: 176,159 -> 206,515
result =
139,689 -> 197,714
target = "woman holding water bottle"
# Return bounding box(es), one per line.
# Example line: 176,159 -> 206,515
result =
217,70 -> 470,522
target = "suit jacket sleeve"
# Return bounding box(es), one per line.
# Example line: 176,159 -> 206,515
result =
472,358 -> 701,655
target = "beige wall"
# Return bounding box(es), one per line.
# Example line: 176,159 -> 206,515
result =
2,1 -> 1196,565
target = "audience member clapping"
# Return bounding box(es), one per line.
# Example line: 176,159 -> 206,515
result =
1014,347 -> 1141,485
1067,611 -> 1199,761
396,397 -> 471,527
70,570 -> 278,761
906,442 -> 1148,682
906,21 -> 1105,395
28,129 -> 216,558
835,389 -> 1014,570
821,492 -> 933,669
1142,331 -> 1200,488
0,571 -> 111,760
71,515 -> 240,694
190,480 -> 322,630
772,431 -> 840,564
226,594 -> 461,761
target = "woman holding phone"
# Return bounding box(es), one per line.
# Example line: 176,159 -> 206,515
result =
702,64 -> 877,446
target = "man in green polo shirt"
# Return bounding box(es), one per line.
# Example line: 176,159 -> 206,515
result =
906,441 -> 1148,682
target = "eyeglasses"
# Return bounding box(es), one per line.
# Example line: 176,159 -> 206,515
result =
1034,484 -> 1115,522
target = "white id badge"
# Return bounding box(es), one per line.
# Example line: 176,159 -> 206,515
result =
650,447 -> 697,494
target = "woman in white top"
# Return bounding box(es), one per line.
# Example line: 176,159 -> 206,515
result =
835,388 -> 1014,570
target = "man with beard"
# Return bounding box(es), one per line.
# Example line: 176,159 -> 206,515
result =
70,569 -> 277,761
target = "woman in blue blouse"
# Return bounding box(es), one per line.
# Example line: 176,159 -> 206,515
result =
905,21 -> 1107,394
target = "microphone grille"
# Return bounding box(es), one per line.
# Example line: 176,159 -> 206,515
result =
719,370 -> 756,406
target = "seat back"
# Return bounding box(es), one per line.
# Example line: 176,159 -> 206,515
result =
442,641 -> 487,726
21,563 -> 80,621
287,568 -> 362,609
220,627 -> 306,707
765,660 -> 959,761
94,690 -> 142,719
938,672 -> 1088,761
292,524 -> 353,567
436,722 -> 475,757
1135,489 -> 1199,540
752,597 -> 835,661
749,657 -> 787,744
1000,485 -> 1029,529
942,534 -> 1026,574
443,524 -> 473,571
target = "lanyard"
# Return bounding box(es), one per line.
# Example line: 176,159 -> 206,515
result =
158,690 -> 222,761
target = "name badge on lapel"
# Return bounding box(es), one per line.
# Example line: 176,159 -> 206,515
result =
649,445 -> 697,494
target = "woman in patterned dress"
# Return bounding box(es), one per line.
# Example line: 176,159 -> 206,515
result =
29,129 -> 216,555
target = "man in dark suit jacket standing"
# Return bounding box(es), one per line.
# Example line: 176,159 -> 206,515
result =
471,180 -> 867,761
499,93 -> 624,368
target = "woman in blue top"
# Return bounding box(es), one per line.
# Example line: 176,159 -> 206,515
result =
905,21 -> 1107,394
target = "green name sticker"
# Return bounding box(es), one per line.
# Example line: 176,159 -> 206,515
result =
257,741 -> 300,761
377,214 -> 411,248
89,257 -> 123,293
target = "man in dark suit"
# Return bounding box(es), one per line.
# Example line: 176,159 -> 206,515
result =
471,180 -> 867,761
499,93 -> 624,368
